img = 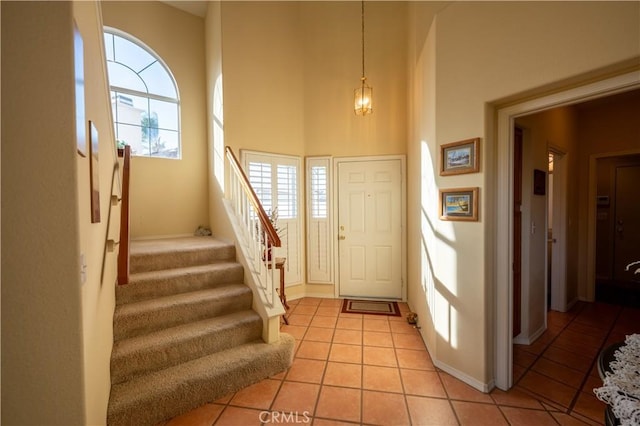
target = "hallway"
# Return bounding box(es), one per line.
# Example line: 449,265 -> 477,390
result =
159,298 -> 639,425
513,301 -> 639,425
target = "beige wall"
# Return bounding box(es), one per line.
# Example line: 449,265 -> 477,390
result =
102,1 -> 208,239
221,1 -> 407,160
2,2 -> 86,423
406,1 -> 442,365
205,1 -> 232,243
221,2 -> 306,158
300,1 -> 408,157
74,1 -> 120,423
408,1 -> 640,388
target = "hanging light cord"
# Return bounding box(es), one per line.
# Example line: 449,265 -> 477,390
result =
361,0 -> 365,81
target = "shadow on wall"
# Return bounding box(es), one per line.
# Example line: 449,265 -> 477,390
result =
418,140 -> 462,350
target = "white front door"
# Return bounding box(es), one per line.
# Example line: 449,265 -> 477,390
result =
337,159 -> 403,299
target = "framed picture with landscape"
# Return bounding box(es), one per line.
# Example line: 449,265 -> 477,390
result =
439,187 -> 479,221
440,138 -> 480,176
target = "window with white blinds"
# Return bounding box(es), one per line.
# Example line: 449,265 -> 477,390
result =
277,165 -> 297,219
306,157 -> 333,284
310,165 -> 327,218
248,161 -> 273,213
242,151 -> 302,286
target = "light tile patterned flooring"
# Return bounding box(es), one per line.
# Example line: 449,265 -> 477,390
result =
160,298 -> 640,426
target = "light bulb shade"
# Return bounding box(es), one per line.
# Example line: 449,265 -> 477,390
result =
354,82 -> 372,115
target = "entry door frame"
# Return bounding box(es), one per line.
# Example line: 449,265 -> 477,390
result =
333,155 -> 407,302
494,71 -> 640,391
548,147 -> 568,312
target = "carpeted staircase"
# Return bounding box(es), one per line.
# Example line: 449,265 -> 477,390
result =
107,236 -> 294,425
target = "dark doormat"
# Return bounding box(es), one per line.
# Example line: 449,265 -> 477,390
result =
341,299 -> 401,317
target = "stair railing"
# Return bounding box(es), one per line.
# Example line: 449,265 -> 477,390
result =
117,145 -> 131,285
225,146 -> 282,308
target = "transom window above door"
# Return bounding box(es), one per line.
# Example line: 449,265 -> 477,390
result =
104,29 -> 180,159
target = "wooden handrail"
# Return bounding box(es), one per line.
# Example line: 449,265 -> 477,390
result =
117,145 -> 131,284
225,146 -> 281,248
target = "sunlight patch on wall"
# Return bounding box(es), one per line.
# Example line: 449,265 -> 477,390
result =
435,291 -> 450,344
420,140 -> 438,322
421,213 -> 435,317
450,305 -> 458,349
421,140 -> 459,347
437,243 -> 458,296
213,74 -> 224,189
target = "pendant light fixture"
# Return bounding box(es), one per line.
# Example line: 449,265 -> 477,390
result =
354,0 -> 372,115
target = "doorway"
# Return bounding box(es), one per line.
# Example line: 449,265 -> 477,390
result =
595,155 -> 640,306
494,71 -> 640,390
548,149 -> 568,312
612,164 -> 640,283
335,157 -> 405,300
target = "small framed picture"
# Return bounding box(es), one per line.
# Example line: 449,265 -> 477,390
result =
439,187 -> 479,221
440,138 -> 480,176
533,169 -> 546,195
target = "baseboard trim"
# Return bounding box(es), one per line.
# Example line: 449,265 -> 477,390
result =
514,322 -> 547,345
432,358 -> 493,393
288,292 -> 335,301
566,297 -> 579,310
415,331 -> 493,393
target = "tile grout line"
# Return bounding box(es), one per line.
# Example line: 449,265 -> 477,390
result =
513,303 -> 586,388
513,305 -> 589,423
392,319 -> 416,426
566,304 -> 624,415
512,302 -> 587,416
507,304 -> 585,422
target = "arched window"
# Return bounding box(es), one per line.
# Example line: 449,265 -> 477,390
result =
104,29 -> 180,159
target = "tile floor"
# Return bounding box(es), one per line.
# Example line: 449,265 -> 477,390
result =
160,298 -> 640,426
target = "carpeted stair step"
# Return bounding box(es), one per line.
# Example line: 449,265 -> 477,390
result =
116,261 -> 244,305
113,284 -> 252,341
130,237 -> 235,274
107,334 -> 295,426
111,310 -> 262,385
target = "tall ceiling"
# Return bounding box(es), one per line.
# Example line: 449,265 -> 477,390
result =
161,1 -> 208,18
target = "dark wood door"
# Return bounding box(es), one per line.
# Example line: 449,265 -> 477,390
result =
513,127 -> 523,338
613,164 -> 640,282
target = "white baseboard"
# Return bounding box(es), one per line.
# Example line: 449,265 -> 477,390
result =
514,323 -> 547,345
413,330 -> 493,393
432,358 -> 493,393
288,292 -> 335,301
